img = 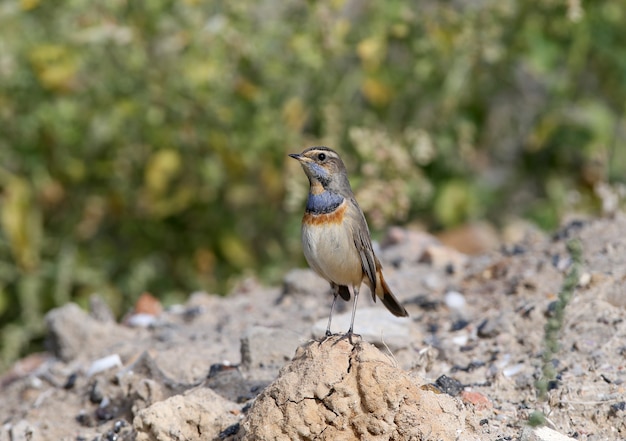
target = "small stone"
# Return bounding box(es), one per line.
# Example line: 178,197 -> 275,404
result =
45,303 -> 133,362
89,295 -> 116,323
606,284 -> 626,308
281,269 -> 329,297
450,319 -> 469,331
240,326 -> 301,372
206,361 -> 268,403
521,426 -> 578,441
423,274 -> 444,291
379,227 -> 440,265
87,354 -> 123,377
63,372 -> 78,389
437,222 -> 500,255
125,313 -> 158,328
460,390 -> 492,410
444,291 -> 466,311
9,420 -> 42,441
420,245 -> 468,272
502,363 -> 524,377
577,272 -> 591,288
89,380 -> 105,404
434,375 -> 464,396
477,318 -> 501,338
411,295 -> 441,311
609,401 -> 626,417
451,333 -> 469,346
133,388 -> 239,441
133,292 -> 163,316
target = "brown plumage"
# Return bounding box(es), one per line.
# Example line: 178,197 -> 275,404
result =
289,146 -> 408,336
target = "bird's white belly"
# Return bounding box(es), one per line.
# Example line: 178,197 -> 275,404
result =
302,221 -> 363,287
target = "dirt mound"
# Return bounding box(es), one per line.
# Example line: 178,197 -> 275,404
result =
2,214 -> 626,440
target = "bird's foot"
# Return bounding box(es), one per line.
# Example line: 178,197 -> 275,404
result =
330,331 -> 361,346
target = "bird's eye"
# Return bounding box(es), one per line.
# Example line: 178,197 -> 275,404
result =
317,153 -> 326,161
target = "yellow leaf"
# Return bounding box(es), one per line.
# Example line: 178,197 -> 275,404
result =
144,149 -> 182,196
361,77 -> 392,107
20,0 -> 39,10
357,37 -> 385,70
28,44 -> 77,91
220,235 -> 254,269
0,175 -> 42,271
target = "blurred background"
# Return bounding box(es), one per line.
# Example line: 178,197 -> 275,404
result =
1,0 -> 625,371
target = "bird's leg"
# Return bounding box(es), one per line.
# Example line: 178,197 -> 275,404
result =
347,285 -> 360,335
325,292 -> 339,336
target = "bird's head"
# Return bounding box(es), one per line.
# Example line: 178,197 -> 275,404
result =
289,146 -> 350,193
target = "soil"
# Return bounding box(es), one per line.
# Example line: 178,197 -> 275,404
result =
1,214 -> 625,441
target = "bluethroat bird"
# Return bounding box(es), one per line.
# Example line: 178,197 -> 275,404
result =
289,146 -> 409,336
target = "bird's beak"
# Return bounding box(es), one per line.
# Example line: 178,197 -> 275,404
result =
288,153 -> 302,161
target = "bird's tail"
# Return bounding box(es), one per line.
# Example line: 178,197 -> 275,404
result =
374,267 -> 409,317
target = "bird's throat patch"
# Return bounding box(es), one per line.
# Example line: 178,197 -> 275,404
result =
305,190 -> 344,214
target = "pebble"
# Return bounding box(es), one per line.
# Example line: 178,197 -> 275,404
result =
240,326 -> 302,372
523,426 -> 578,441
502,363 -> 525,377
433,375 -> 463,396
477,318 -> 502,338
423,274 -> 444,291
420,245 -> 468,273
87,354 -> 122,377
380,228 -> 440,265
125,313 -> 158,328
451,333 -> 469,346
133,292 -> 163,316
281,268 -> 329,297
460,390 -> 493,410
577,272 -> 591,288
444,291 -> 466,311
609,401 -> 626,417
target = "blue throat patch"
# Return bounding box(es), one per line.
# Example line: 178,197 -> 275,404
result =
306,191 -> 344,214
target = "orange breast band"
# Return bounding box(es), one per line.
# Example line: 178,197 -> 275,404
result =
303,200 -> 347,226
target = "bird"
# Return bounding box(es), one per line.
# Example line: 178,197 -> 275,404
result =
289,146 -> 408,337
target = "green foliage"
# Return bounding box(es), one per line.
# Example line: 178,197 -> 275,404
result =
0,0 -> 625,370
535,239 -> 582,401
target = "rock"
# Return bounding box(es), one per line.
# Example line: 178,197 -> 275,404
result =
89,295 -> 116,323
45,303 -> 134,362
87,354 -> 123,377
8,420 -> 41,441
241,326 -> 302,372
420,244 -> 468,273
281,268 -> 329,297
134,387 -> 239,441
460,390 -> 493,411
520,426 -> 578,441
115,351 -> 192,406
606,283 -> 626,308
437,222 -> 500,255
206,362 -> 268,403
237,336 -> 479,440
444,290 -> 467,312
379,227 -> 440,266
477,317 -> 503,338
311,307 -> 411,351
433,374 -> 464,396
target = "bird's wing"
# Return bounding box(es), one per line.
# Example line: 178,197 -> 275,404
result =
348,197 -> 378,298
